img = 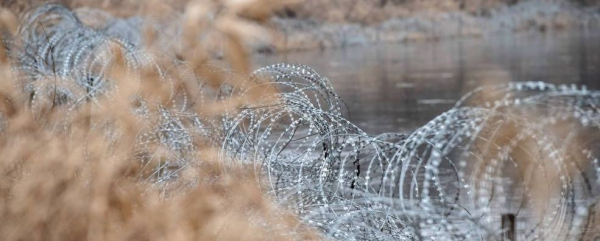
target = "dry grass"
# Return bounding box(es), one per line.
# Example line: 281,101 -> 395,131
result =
279,0 -> 517,25
1,0 -> 185,16
0,1 -> 319,241
278,0 -> 599,25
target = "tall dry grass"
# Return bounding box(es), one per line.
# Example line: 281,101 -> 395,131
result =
0,1 -> 318,241
278,0 -> 518,25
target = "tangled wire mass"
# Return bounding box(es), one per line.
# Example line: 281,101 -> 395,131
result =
6,4 -> 600,241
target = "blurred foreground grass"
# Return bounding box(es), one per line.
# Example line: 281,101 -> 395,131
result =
0,1 -> 320,240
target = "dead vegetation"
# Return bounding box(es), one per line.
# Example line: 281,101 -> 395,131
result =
0,1 -> 319,241
279,0 -> 516,25
279,0 -> 598,25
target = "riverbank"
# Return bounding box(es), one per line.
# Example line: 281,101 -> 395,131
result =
272,0 -> 600,51
4,0 -> 598,54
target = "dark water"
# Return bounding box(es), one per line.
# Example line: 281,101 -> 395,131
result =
257,30 -> 600,134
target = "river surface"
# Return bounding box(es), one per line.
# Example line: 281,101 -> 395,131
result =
257,30 -> 600,134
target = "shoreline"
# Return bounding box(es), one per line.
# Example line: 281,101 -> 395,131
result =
270,0 -> 600,52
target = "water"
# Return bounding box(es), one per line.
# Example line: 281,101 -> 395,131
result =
257,30 -> 600,134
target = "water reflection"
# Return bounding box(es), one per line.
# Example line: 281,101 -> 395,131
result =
257,30 -> 600,134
